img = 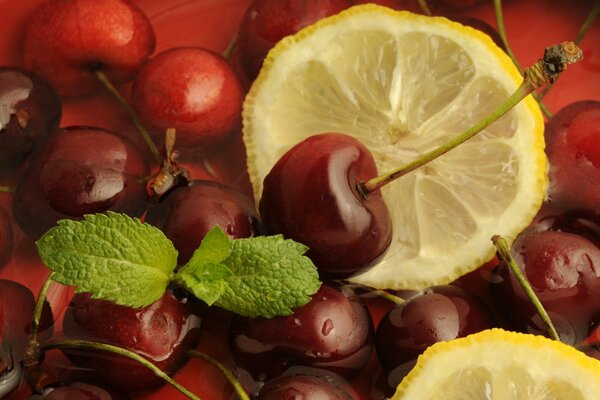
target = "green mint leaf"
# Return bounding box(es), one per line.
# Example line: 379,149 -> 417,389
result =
36,212 -> 177,308
188,226 -> 232,265
176,232 -> 320,318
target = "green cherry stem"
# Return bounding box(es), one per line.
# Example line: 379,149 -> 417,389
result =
538,0 -> 600,99
416,0 -> 433,16
338,280 -> 405,305
493,0 -> 553,118
187,350 -> 250,400
29,275 -> 53,341
40,339 -> 202,400
223,33 -> 238,60
94,70 -> 163,164
492,235 -> 560,342
357,41 -> 582,196
0,186 -> 14,193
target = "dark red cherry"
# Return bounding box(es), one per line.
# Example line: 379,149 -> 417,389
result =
257,368 -> 357,400
544,100 -> 600,213
0,67 -> 61,172
491,229 -> 600,344
229,284 -> 374,381
259,133 -> 392,278
238,0 -> 352,81
32,382 -> 123,400
23,0 -> 156,96
375,285 -> 495,372
12,126 -> 149,239
146,180 -> 259,264
0,206 -> 13,270
62,291 -> 201,392
131,47 -> 244,150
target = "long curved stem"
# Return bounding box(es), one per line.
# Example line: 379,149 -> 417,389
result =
187,350 -> 250,400
492,236 -> 560,341
41,340 -> 202,400
493,0 -> 553,118
94,70 -> 163,164
30,275 -> 53,341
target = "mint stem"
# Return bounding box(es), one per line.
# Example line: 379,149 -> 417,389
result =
187,350 -> 250,400
40,339 -> 202,400
492,235 -> 561,342
94,70 -> 163,164
538,0 -> 600,99
493,0 -> 553,118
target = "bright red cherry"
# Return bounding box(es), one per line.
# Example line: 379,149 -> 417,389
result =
491,229 -> 600,345
23,0 -> 156,96
145,180 -> 260,264
238,0 -> 352,81
131,47 -> 244,151
259,133 -> 392,277
0,67 -> 61,172
62,292 -> 202,392
12,126 -> 150,239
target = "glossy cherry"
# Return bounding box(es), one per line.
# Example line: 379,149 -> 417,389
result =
491,229 -> 600,344
229,284 -> 373,381
12,126 -> 149,239
0,67 -> 61,172
238,0 -> 352,81
145,180 -> 259,264
259,133 -> 392,277
132,47 -> 244,151
62,291 -> 201,392
257,368 -> 357,400
23,0 -> 156,96
30,382 -> 124,400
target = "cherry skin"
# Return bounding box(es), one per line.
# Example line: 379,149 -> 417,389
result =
32,382 -> 123,400
23,0 -> 156,96
259,133 -> 392,278
12,126 -> 150,239
145,180 -> 260,264
544,100 -> 600,214
257,369 -> 357,400
229,284 -> 374,381
238,0 -> 352,81
491,229 -> 600,345
0,206 -> 13,271
131,47 -> 244,151
376,285 -> 495,372
0,67 -> 61,172
61,291 -> 201,393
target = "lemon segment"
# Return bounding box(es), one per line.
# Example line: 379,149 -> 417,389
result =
392,329 -> 600,399
243,4 -> 547,289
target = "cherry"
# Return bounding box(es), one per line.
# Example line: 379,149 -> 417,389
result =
238,0 -> 352,81
490,229 -> 600,345
0,206 -> 13,270
12,126 -> 149,239
23,0 -> 156,97
0,67 -> 61,172
229,284 -> 374,381
375,285 -> 495,375
450,17 -> 504,50
145,180 -> 260,264
544,100 -> 600,213
61,291 -> 201,392
131,47 -> 244,151
257,368 -> 357,400
259,133 -> 392,277
31,382 -> 123,400
0,280 -> 53,361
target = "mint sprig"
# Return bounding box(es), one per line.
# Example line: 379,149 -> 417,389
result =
36,212 -> 321,317
175,228 -> 320,318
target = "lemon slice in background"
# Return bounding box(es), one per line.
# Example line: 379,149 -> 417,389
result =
243,4 -> 546,289
392,329 -> 600,399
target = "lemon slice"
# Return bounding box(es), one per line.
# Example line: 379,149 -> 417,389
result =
243,4 -> 546,289
392,329 -> 600,399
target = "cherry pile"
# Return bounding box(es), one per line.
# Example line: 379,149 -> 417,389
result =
0,0 -> 599,399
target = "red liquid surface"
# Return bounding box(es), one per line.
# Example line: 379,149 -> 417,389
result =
1,0 -> 599,399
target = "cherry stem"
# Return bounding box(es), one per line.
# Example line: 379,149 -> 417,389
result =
358,41 -> 582,196
338,280 -> 405,305
416,0 -> 432,16
187,350 -> 250,400
29,275 -> 53,342
493,0 -> 553,118
40,339 -> 202,400
0,186 -> 14,193
94,70 -> 163,164
223,34 -> 238,60
492,235 -> 561,342
538,0 -> 600,99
